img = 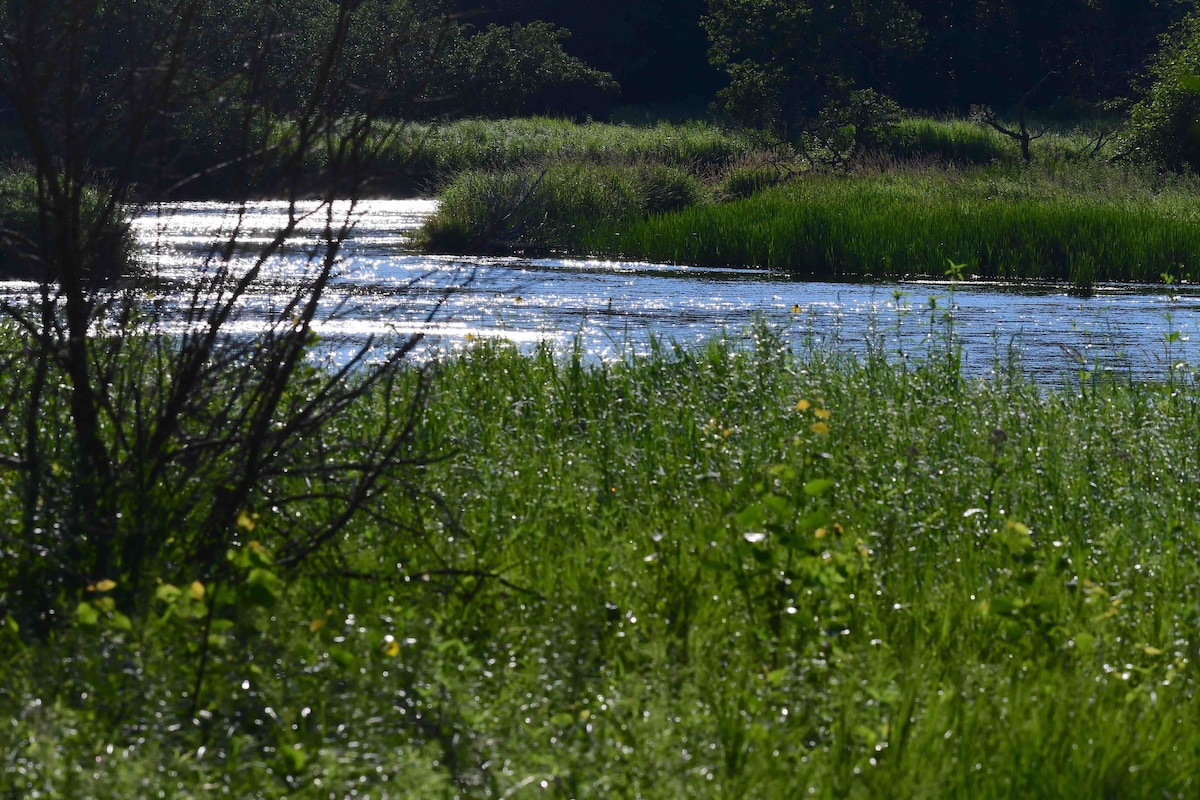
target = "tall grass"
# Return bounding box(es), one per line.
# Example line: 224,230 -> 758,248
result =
420,161 -> 706,253
882,117 -> 1015,165
0,164 -> 133,283
8,325 -> 1200,797
582,166 -> 1200,285
372,117 -> 761,193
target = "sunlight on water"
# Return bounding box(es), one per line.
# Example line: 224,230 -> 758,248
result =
123,199 -> 1200,380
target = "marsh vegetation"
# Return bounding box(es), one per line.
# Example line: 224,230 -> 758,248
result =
8,0 -> 1200,796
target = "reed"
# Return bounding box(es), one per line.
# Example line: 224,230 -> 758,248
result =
882,117 -> 1014,165
581,167 -> 1200,285
369,116 -> 760,192
420,161 -> 706,253
0,164 -> 133,283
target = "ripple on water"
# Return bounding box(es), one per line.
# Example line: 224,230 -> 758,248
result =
117,199 -> 1200,380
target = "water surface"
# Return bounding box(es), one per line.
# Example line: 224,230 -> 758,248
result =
126,199 -> 1200,381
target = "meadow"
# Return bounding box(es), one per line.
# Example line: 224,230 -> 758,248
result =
4,317 -> 1200,798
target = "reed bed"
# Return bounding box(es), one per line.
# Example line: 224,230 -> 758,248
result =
420,161 -> 705,252
369,117 -> 760,192
582,168 -> 1200,285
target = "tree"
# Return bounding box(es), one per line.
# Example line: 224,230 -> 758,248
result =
0,0 -> 453,632
1125,9 -> 1200,168
440,21 -> 620,119
702,0 -> 923,138
463,0 -> 722,107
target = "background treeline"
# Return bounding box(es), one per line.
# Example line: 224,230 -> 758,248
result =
5,0 -> 1195,134
455,0 -> 1198,121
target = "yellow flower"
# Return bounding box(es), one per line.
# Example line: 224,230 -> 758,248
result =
813,408 -> 831,419
384,639 -> 400,657
795,399 -> 811,412
810,422 -> 829,435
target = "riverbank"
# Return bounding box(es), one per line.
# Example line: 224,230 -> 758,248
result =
4,330 -> 1200,798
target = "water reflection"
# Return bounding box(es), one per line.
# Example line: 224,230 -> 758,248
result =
122,199 -> 1200,381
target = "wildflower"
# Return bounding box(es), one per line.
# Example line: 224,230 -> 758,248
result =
795,399 -> 811,411
810,422 -> 829,435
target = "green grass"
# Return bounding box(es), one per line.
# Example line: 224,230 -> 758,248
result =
369,116 -> 761,194
0,164 -> 134,283
882,117 -> 1016,165
420,161 -> 705,253
6,321 -> 1200,797
578,164 -> 1200,285
415,117 -> 1200,287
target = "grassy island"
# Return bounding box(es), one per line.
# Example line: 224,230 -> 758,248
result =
418,117 -> 1200,291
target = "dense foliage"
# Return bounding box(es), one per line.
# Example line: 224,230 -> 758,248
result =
1124,11 -> 1200,168
702,0 -> 923,137
438,21 -> 619,119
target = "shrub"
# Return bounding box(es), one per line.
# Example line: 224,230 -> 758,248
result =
634,165 -> 706,215
1124,12 -> 1200,168
422,164 -> 643,253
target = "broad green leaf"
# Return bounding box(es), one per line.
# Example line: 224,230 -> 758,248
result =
76,602 -> 99,626
245,568 -> 281,607
763,494 -> 791,516
735,502 -> 764,528
804,478 -> 834,497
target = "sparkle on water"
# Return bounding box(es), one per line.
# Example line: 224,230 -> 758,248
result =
89,198 -> 1200,379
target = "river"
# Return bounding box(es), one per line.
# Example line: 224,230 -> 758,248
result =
122,198 -> 1200,381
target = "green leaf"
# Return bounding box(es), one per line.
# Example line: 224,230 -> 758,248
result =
280,744 -> 306,774
156,583 -> 182,604
76,602 -> 100,626
244,568 -> 282,608
803,478 -> 834,497
762,494 -> 791,516
797,508 -> 833,533
735,502 -> 765,528
109,611 -> 133,631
